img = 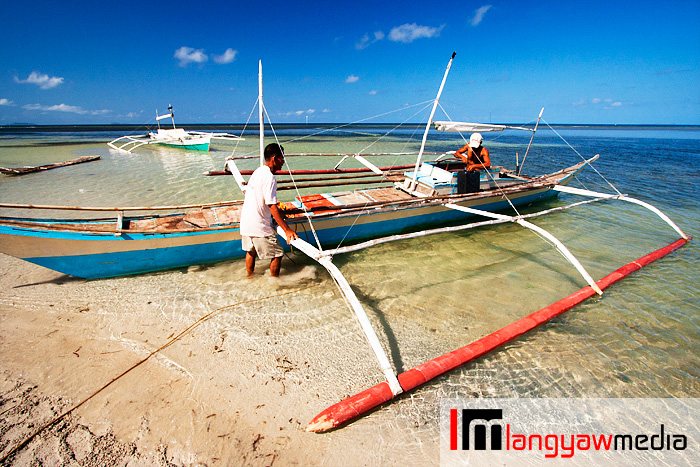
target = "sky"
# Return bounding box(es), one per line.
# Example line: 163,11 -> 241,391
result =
1,0 -> 698,125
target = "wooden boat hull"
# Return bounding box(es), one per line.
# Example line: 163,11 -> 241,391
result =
0,182 -> 563,279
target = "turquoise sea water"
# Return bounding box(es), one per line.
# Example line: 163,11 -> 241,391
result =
0,124 -> 698,462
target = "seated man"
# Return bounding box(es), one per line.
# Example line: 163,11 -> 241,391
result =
454,132 -> 491,171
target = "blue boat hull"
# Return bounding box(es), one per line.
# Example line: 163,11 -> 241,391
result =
0,185 -> 559,279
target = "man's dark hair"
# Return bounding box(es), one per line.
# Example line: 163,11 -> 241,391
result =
264,143 -> 284,161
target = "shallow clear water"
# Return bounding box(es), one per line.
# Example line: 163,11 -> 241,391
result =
1,124 -> 698,462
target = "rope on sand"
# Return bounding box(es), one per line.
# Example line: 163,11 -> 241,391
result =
0,284 -> 318,463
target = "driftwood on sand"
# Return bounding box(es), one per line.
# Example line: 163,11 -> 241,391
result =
0,155 -> 101,175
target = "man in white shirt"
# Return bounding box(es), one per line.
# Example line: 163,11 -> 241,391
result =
240,143 -> 298,277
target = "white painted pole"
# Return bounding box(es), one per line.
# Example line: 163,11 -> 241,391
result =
443,203 -> 604,295
280,226 -> 403,396
517,107 -> 544,176
410,52 -> 456,191
259,60 -> 264,168
553,186 -> 689,240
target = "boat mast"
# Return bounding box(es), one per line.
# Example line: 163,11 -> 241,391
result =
410,52 -> 456,192
169,105 -> 175,129
259,61 -> 264,167
517,107 -> 544,175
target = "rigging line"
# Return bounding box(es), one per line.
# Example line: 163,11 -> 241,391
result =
328,101 -> 433,249
262,103 -> 325,252
231,97 -> 259,158
0,285 -> 319,465
279,99 -> 435,146
204,102 -> 256,173
355,101 -> 435,156
330,102 -> 436,252
542,119 -> 622,196
436,102 -> 523,217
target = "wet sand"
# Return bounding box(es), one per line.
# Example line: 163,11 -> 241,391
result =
0,253 -> 439,466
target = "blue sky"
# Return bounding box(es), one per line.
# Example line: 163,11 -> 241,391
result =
1,0 -> 698,125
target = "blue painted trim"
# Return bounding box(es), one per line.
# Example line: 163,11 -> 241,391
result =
5,188 -> 558,279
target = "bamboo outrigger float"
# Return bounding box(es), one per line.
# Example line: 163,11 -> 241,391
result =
0,53 -> 691,432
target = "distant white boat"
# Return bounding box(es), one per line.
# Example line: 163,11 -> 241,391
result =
107,105 -> 243,153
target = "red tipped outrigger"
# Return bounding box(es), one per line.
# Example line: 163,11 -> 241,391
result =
305,236 -> 690,432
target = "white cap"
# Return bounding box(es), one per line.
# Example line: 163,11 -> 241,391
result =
469,133 -> 483,148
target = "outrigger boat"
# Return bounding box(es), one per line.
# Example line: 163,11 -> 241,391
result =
0,53 -> 690,431
107,105 -> 243,153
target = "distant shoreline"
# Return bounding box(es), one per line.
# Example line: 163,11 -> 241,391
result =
2,123 -> 699,133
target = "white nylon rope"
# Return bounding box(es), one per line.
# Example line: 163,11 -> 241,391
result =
354,101 -> 434,157
436,102 -> 524,217
263,99 -> 437,254
329,102 -> 437,251
278,100 -> 434,146
542,120 -> 622,197
261,104 -> 326,253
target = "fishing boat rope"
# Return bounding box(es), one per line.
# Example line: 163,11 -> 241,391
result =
0,284 -> 320,464
262,103 -> 327,253
327,104 -> 438,251
543,120 -> 623,196
269,99 -> 434,148
342,101 -> 434,168
432,102 -> 525,217
257,98 -> 436,253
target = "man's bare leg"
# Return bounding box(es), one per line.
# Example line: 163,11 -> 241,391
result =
245,251 -> 256,277
270,256 -> 282,277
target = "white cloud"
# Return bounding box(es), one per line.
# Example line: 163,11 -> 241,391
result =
214,48 -> 238,64
174,46 -> 208,67
22,103 -> 110,115
572,97 -> 626,108
0,98 -> 15,106
279,109 -> 316,118
14,71 -> 64,89
388,23 -> 444,43
345,75 -> 360,83
470,5 -> 493,26
356,30 -> 385,50
369,90 -> 377,95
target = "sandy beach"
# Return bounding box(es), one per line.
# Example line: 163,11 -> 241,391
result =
0,250 -> 443,466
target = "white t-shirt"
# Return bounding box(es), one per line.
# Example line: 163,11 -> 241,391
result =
240,165 -> 277,237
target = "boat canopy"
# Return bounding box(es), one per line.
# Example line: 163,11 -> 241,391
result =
433,121 -> 533,133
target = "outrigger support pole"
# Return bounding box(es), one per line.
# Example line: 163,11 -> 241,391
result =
553,186 -> 689,240
306,236 -> 690,432
278,226 -> 403,396
444,203 -> 604,295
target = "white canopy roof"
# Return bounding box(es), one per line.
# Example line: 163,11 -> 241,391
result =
433,121 -> 533,133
